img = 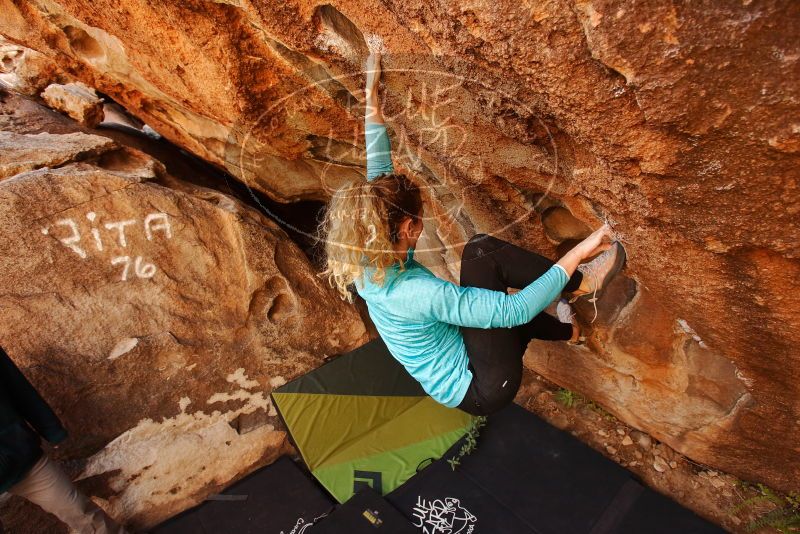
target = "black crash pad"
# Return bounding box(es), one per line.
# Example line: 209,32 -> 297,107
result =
152,456 -> 335,534
387,403 -> 724,534
312,487 -> 418,534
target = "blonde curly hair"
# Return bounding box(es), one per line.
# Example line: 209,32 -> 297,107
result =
319,173 -> 423,302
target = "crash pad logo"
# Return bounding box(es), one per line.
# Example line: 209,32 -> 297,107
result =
354,469 -> 383,493
411,496 -> 477,534
280,517 -> 313,534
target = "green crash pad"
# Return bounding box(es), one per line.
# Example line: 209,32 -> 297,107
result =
272,337 -> 474,503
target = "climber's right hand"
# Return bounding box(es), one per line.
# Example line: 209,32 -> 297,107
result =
366,52 -> 382,95
575,224 -> 613,260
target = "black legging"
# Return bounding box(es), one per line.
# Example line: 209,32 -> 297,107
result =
456,233 -> 583,416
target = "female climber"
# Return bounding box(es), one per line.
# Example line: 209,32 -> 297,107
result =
319,51 -> 626,416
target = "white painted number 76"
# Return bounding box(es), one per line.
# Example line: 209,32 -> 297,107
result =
111,256 -> 157,281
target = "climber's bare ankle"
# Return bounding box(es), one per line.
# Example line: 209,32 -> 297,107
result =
578,276 -> 593,294
569,324 -> 580,343
565,277 -> 590,300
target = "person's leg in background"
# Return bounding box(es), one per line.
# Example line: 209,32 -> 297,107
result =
457,233 -> 582,415
8,454 -> 127,534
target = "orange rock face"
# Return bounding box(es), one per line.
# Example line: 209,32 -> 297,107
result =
0,0 -> 797,500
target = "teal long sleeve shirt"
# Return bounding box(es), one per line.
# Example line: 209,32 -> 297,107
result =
357,121 -> 569,407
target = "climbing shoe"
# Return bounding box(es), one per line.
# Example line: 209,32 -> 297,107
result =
569,241 -> 627,323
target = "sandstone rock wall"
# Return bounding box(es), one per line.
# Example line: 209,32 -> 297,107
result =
0,92 -> 366,529
0,0 -> 798,496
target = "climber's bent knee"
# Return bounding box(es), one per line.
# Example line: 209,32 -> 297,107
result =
456,378 -> 519,416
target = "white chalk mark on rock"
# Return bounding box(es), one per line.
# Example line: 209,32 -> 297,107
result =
227,368 -> 260,390
268,376 -> 286,388
90,226 -> 104,251
104,219 -> 136,247
112,255 -> 157,281
52,218 -> 87,258
44,211 -> 172,280
144,212 -> 172,240
78,391 -> 280,525
111,256 -> 131,281
676,318 -> 708,348
108,337 -> 139,360
134,256 -> 156,278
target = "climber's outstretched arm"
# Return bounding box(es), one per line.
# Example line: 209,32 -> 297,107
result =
365,51 -> 393,180
365,51 -> 384,125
